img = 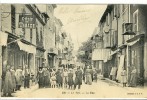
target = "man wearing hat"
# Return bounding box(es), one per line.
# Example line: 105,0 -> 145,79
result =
74,67 -> 82,90
68,69 -> 74,89
23,65 -> 30,89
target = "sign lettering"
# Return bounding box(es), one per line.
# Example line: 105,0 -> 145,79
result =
18,15 -> 36,29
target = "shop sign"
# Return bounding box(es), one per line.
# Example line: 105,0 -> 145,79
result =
18,15 -> 36,29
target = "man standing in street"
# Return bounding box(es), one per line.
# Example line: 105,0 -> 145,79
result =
74,67 -> 82,90
23,65 -> 30,89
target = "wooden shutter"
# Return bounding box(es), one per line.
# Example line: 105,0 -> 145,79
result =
11,5 -> 16,33
133,9 -> 138,33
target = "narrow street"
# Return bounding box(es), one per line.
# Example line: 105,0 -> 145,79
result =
1,3 -> 147,99
11,79 -> 146,98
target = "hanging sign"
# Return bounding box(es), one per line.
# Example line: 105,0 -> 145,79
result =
18,15 -> 36,29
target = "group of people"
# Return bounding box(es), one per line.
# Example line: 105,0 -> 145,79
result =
1,64 -> 34,97
37,67 -> 83,90
1,64 -> 98,97
109,66 -> 138,87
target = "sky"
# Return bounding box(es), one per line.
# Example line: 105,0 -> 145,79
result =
54,5 -> 107,51
37,4 -> 107,51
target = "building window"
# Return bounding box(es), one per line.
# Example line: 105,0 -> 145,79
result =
122,23 -> 125,43
113,5 -> 117,17
36,25 -> 39,42
11,5 -> 16,34
40,27 -> 43,43
131,50 -> 136,66
30,28 -> 33,43
117,5 -> 120,18
106,13 -> 110,26
122,4 -> 125,13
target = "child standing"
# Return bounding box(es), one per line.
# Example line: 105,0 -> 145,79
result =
121,69 -> 127,87
50,74 -> 56,88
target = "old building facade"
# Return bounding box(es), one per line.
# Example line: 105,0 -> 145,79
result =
0,4 -> 47,76
94,4 -> 147,86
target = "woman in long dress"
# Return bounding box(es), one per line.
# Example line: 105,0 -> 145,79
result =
3,65 -> 13,97
63,68 -> 68,88
85,66 -> 92,85
15,66 -> 23,91
37,68 -> 44,88
56,69 -> 63,88
129,67 -> 137,87
10,66 -> 16,92
43,67 -> 50,88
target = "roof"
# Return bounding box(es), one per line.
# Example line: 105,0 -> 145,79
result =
99,5 -> 113,25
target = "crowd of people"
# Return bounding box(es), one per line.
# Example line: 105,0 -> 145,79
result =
36,67 -> 84,90
1,63 -> 98,97
1,63 -> 35,97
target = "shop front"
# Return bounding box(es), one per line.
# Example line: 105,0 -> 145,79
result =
127,34 -> 144,86
92,49 -> 110,77
48,47 -> 58,69
2,32 -> 36,75
35,47 -> 45,74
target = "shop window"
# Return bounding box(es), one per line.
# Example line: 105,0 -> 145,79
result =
11,5 -> 16,34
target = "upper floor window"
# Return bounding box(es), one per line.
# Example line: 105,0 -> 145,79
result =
113,5 -> 117,17
40,27 -> 43,45
11,5 -> 16,34
122,4 -> 125,13
30,28 -> 33,43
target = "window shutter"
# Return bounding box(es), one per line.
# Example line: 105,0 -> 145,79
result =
114,5 -> 117,17
117,5 -> 120,18
11,5 -> 16,33
133,9 -> 138,33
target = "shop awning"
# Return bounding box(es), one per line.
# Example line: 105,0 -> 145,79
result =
126,34 -> 144,43
92,49 -> 110,61
110,49 -> 120,56
127,38 -> 140,46
17,41 -> 36,54
0,31 -> 8,46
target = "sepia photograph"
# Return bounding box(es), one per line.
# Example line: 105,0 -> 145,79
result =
0,2 -> 147,99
